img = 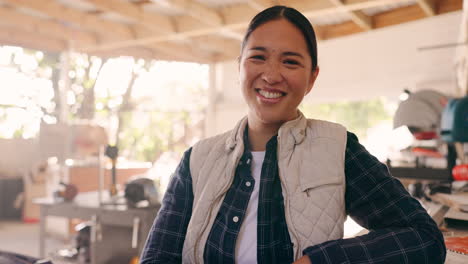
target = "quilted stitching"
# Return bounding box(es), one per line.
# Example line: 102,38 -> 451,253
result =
290,181 -> 344,245
185,115 -> 347,262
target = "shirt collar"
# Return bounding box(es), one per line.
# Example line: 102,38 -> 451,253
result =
225,110 -> 307,152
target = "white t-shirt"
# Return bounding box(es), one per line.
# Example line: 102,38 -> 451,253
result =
235,151 -> 265,264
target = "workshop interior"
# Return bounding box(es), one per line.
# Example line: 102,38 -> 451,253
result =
0,0 -> 467,263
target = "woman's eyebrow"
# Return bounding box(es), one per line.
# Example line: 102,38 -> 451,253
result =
249,46 -> 266,51
283,51 -> 304,58
248,47 -> 304,59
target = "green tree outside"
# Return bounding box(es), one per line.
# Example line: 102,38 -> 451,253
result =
300,98 -> 392,140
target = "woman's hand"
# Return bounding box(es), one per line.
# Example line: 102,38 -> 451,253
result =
292,255 -> 311,264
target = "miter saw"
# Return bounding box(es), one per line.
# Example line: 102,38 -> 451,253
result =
388,89 -> 468,199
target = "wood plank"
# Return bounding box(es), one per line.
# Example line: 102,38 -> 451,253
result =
416,0 -> 436,16
247,0 -> 277,11
192,35 -> 240,56
319,0 -> 462,41
156,0 -> 223,26
151,42 -> 213,63
0,6 -> 97,47
437,0 -> 464,14
327,0 -> 373,30
373,4 -> 426,28
1,0 -> 134,39
75,0 -> 460,52
0,25 -> 65,52
321,21 -> 364,40
82,0 -> 174,33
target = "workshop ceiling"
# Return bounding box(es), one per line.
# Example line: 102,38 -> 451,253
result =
0,0 -> 463,63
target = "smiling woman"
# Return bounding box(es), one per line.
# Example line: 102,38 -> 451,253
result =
239,18 -> 319,151
140,5 -> 446,264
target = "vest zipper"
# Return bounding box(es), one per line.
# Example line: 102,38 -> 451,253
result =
277,137 -> 301,260
193,150 -> 243,263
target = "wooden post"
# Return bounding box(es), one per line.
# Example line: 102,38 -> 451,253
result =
456,0 -> 468,95
205,63 -> 217,138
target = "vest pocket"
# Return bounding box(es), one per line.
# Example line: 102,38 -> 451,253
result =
300,176 -> 342,197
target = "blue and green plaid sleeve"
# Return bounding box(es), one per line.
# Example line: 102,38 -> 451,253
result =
303,132 -> 446,264
140,148 -> 193,264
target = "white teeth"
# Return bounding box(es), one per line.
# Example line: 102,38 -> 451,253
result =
258,90 -> 283,99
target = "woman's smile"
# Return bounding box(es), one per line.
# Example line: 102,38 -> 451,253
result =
255,88 -> 287,103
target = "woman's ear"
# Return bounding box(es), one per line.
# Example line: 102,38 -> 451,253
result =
306,66 -> 320,95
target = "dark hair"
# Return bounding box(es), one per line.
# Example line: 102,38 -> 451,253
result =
241,5 -> 318,71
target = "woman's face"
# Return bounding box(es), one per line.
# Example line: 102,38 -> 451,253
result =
239,18 -> 319,127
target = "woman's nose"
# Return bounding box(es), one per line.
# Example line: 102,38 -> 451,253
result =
261,62 -> 283,84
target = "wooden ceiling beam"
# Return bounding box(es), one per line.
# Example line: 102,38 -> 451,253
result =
327,0 -> 373,30
0,6 -> 97,48
373,4 -> 427,28
0,25 -> 65,52
437,0 -> 463,13
93,46 -> 156,60
339,0 -> 421,11
416,0 -> 437,16
217,5 -> 257,29
247,0 -> 277,11
319,0 -> 462,40
77,0 -> 461,54
319,21 -> 364,40
191,35 -> 240,57
151,42 -> 213,63
286,0 -> 404,18
155,1 -> 244,41
81,0 -> 174,34
155,0 -> 223,26
3,0 -> 458,64
1,0 -> 134,40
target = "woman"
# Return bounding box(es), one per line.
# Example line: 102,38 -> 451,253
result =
140,6 -> 446,264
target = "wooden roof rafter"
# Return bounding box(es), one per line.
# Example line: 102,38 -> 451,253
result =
327,0 -> 373,30
0,5 -> 97,47
81,0 -> 175,34
0,0 -> 463,63
416,0 -> 437,16
1,0 -> 134,40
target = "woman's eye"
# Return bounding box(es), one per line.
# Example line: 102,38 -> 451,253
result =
284,59 -> 299,65
250,55 -> 265,60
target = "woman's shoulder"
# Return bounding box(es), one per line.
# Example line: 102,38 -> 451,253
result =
193,130 -> 232,148
305,118 -> 346,130
305,118 -> 347,142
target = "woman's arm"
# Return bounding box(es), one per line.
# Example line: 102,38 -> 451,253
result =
140,148 -> 194,264
302,132 -> 446,264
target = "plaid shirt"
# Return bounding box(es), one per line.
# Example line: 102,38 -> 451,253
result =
204,132 -> 292,263
140,132 -> 446,264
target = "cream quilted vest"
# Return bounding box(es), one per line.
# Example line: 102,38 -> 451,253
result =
182,112 -> 347,263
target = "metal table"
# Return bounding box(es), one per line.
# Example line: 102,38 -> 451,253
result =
36,197 -> 159,264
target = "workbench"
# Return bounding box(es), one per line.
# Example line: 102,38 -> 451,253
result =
36,197 -> 159,264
